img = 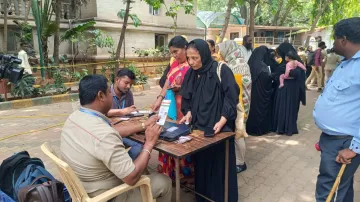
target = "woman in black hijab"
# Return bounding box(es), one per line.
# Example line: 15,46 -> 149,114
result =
180,39 -> 239,202
272,42 -> 306,135
246,46 -> 275,135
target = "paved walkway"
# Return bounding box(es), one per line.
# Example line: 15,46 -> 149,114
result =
0,86 -> 359,202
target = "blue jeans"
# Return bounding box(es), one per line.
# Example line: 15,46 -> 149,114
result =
316,133 -> 360,202
123,138 -> 142,160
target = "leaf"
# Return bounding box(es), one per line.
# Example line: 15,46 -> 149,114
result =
117,9 -> 126,19
61,21 -> 96,42
129,14 -> 142,27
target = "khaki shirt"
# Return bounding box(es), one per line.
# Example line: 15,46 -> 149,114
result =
60,107 -> 135,196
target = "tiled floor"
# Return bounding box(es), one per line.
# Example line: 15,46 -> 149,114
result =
1,86 -> 359,202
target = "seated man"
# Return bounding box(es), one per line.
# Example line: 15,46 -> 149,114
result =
107,68 -> 143,160
60,75 -> 171,202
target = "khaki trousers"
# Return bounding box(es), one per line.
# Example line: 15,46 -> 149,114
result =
113,173 -> 172,202
235,138 -> 246,165
324,69 -> 334,86
306,65 -> 323,88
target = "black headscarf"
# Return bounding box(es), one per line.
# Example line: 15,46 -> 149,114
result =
276,42 -> 303,64
276,42 -> 306,105
248,46 -> 272,82
181,39 -> 239,131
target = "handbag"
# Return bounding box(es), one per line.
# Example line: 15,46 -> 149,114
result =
17,176 -> 64,202
165,89 -> 177,120
217,62 -> 248,139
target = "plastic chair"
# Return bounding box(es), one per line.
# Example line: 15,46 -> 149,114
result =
40,142 -> 154,202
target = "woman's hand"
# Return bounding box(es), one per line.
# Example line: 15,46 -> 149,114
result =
180,111 -> 192,124
213,116 -> 227,134
152,97 -> 163,112
169,84 -> 181,92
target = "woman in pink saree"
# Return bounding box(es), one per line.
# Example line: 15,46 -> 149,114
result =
152,36 -> 194,182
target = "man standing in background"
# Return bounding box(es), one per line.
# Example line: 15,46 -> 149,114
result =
239,35 -> 253,63
18,43 -> 32,74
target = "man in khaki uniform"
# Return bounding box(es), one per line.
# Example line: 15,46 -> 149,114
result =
60,74 -> 172,202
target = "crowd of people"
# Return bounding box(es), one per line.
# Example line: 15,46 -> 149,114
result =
59,17 -> 360,202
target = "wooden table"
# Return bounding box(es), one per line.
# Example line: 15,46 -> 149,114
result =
111,117 -> 235,202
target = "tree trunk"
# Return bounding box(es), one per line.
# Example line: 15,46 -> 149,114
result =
240,4 -> 247,25
53,0 -> 61,65
271,0 -> 284,26
115,0 -> 131,69
42,39 -> 49,67
24,0 -> 32,23
305,0 -> 333,47
3,0 -> 8,53
219,0 -> 235,42
249,0 -> 256,39
279,3 -> 292,26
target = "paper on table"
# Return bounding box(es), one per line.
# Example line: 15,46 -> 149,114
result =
157,100 -> 171,126
137,110 -> 152,114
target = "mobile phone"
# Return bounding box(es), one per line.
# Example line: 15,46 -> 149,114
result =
204,127 -> 215,138
129,113 -> 144,117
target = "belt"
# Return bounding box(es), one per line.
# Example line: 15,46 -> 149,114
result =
322,132 -> 353,139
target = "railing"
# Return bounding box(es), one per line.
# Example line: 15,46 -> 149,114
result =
254,37 -> 302,46
0,0 -> 73,20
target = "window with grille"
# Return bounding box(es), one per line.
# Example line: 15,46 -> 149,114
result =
149,6 -> 160,16
230,32 -> 239,40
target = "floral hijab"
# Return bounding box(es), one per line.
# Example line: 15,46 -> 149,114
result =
218,41 -> 252,80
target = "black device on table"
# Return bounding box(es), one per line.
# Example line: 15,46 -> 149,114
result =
126,113 -> 144,118
159,122 -> 191,142
204,127 -> 215,138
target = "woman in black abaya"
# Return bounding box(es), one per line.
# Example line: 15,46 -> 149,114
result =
272,42 -> 306,135
246,46 -> 275,136
180,39 -> 239,202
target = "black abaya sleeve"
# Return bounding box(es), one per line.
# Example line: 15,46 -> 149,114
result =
180,69 -> 196,116
289,67 -> 306,105
220,65 -> 240,121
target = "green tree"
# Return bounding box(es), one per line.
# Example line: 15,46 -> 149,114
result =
144,0 -> 194,35
219,0 -> 236,42
305,0 -> 333,47
115,0 -> 142,69
53,0 -> 89,65
197,0 -> 227,11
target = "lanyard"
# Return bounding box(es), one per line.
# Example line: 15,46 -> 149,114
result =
113,96 -> 126,109
79,108 -> 111,126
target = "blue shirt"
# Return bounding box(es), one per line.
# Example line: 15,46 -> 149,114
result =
313,50 -> 360,154
110,84 -> 134,109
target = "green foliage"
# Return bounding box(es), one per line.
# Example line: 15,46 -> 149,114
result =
195,0 -> 227,11
144,0 -> 194,33
318,0 -> 360,26
132,46 -> 170,60
117,10 -> 142,27
10,73 -> 35,98
13,20 -> 36,57
52,68 -> 67,93
72,69 -> 89,81
128,64 -> 148,85
61,21 -> 96,42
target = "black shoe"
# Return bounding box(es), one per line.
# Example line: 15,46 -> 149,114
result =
317,88 -> 323,92
236,163 -> 247,173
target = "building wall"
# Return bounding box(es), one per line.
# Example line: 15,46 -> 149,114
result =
80,0 -> 98,18
206,25 -> 247,41
94,0 -> 197,29
0,0 -> 203,60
